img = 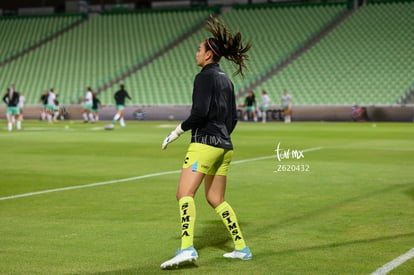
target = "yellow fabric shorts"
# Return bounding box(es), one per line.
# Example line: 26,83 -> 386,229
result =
182,143 -> 233,176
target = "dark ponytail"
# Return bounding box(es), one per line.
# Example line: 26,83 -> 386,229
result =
205,16 -> 251,78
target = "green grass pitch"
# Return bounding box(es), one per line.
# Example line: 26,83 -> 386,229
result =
0,120 -> 413,274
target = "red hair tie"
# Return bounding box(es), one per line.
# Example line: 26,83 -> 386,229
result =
206,39 -> 221,58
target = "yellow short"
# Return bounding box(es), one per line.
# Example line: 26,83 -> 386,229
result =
182,143 -> 233,176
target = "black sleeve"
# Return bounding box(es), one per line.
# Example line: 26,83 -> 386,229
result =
230,90 -> 238,134
181,73 -> 213,131
2,93 -> 7,104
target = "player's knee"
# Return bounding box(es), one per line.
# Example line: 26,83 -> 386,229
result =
206,195 -> 224,209
176,192 -> 195,201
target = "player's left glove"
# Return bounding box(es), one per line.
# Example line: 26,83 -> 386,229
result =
162,124 -> 184,150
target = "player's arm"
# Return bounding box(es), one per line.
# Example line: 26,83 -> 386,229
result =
161,73 -> 212,150
181,73 -> 212,131
126,92 -> 132,100
230,88 -> 238,134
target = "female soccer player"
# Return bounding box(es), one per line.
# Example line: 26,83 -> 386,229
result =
160,16 -> 252,269
242,90 -> 257,122
281,89 -> 293,123
259,90 -> 271,123
82,86 -> 95,123
3,87 -> 22,131
112,84 -> 131,127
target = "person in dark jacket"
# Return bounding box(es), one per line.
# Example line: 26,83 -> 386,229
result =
112,84 -> 131,127
160,16 -> 252,269
3,86 -> 22,131
92,91 -> 101,121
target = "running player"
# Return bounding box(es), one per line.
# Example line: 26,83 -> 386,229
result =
160,16 -> 252,269
112,84 -> 131,127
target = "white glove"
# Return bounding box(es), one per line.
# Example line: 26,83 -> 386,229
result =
162,124 -> 184,150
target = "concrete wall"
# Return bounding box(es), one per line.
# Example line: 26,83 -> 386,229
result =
1,104 -> 413,122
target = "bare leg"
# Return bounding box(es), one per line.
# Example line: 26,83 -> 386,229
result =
176,167 -> 205,200
204,174 -> 226,208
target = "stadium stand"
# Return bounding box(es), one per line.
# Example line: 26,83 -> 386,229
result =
122,3 -> 346,105
0,14 -> 85,65
219,3 -> 347,105
0,8 -> 214,105
256,1 -> 414,105
0,1 -> 412,110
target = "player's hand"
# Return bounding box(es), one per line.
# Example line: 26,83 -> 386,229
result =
162,124 -> 184,150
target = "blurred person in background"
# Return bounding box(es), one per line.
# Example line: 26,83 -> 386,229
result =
40,90 -> 49,120
3,86 -> 22,131
82,86 -> 95,123
92,91 -> 101,121
242,90 -> 257,122
113,84 -> 131,127
281,89 -> 292,123
259,90 -> 271,123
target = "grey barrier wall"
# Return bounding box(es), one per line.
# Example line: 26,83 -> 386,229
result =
1,105 -> 413,122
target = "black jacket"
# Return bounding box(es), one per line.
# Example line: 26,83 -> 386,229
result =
114,89 -> 131,105
181,63 -> 237,149
3,91 -> 20,107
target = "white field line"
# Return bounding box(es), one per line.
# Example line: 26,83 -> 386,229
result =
371,248 -> 414,275
0,170 -> 180,201
326,145 -> 414,152
0,147 -> 322,201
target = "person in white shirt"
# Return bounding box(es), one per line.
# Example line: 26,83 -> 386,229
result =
259,90 -> 271,123
46,88 -> 57,122
18,92 -> 25,120
82,87 -> 95,123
